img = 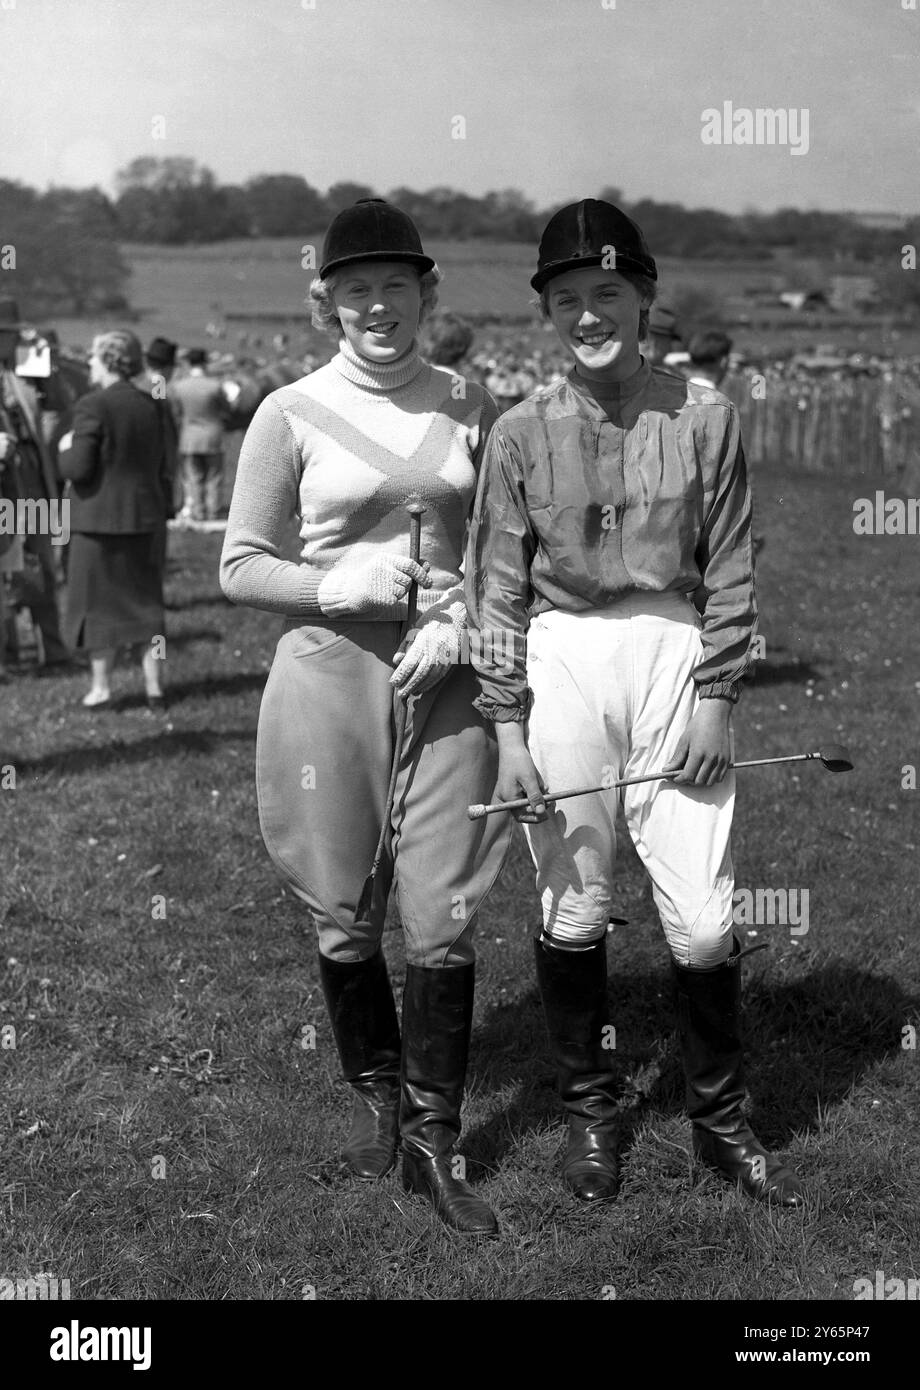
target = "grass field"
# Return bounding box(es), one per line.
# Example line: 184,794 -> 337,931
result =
1,459 -> 918,1303
44,238 -> 920,361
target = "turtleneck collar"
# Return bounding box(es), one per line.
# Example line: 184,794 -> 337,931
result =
569,355 -> 651,405
333,336 -> 425,392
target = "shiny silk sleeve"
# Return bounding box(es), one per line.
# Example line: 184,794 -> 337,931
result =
464,419 -> 536,723
691,403 -> 758,701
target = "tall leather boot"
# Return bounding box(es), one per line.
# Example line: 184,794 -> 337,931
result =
671,942 -> 805,1206
534,935 -> 619,1202
318,950 -> 401,1179
400,963 -> 498,1234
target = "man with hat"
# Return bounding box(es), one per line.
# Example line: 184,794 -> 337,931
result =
466,199 -> 804,1212
644,302 -> 685,367
137,337 -> 181,523
0,296 -> 71,668
686,329 -> 734,392
145,336 -> 178,382
172,347 -> 230,521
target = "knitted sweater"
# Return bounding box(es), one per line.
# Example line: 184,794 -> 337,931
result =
220,341 -> 499,621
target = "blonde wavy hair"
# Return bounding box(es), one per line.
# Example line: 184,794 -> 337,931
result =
92,329 -> 144,379
309,264 -> 442,338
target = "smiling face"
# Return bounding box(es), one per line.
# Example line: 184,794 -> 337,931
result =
544,266 -> 649,382
332,260 -> 422,363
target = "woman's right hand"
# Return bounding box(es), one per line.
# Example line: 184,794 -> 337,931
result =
317,552 -> 431,618
495,724 -> 548,822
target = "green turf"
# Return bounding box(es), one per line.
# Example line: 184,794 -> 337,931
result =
1,462 -> 918,1300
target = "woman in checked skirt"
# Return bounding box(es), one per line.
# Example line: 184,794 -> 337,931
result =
220,200 -> 511,1234
465,198 -> 804,1208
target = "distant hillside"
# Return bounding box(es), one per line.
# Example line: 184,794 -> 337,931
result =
43,239 -> 913,360
123,236 -> 875,320
124,237 -> 539,325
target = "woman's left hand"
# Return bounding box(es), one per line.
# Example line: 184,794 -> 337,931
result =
390,608 -> 464,699
660,698 -> 733,787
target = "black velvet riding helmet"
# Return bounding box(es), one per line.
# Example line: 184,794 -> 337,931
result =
531,199 -> 657,293
320,199 -> 435,279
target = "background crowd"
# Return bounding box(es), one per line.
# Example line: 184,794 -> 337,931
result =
1,290 -> 916,694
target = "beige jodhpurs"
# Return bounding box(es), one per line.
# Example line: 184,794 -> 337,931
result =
256,618 -> 512,966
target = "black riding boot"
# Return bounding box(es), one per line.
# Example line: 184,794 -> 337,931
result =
671,942 -> 805,1206
534,935 -> 619,1202
318,950 -> 401,1179
399,963 -> 498,1234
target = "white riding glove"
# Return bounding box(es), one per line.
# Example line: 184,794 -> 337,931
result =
390,598 -> 466,699
317,553 -> 430,618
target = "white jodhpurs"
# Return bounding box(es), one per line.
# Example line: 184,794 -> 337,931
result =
523,592 -> 736,968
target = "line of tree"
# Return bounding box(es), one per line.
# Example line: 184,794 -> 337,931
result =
1,179 -> 130,315
2,160 -> 917,316
110,164 -> 916,264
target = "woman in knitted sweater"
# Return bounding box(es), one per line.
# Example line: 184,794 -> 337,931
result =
220,200 -> 511,1234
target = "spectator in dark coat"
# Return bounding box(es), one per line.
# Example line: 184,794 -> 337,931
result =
58,330 -> 173,711
137,336 -> 181,565
0,419 -> 25,681
0,298 -> 71,667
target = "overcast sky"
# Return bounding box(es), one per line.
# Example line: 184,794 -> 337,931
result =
2,0 -> 917,214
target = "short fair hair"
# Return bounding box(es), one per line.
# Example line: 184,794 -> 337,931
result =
309,264 -> 441,338
92,329 -> 144,379
536,270 -> 658,342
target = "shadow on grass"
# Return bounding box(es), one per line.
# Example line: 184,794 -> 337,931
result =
161,628 -> 225,648
111,672 -> 267,710
748,659 -> 825,686
463,958 -> 919,1176
167,671 -> 267,703
165,594 -> 231,612
16,725 -> 257,776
